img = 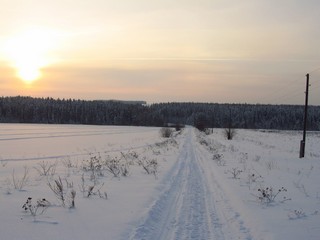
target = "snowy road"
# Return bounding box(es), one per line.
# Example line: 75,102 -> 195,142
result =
128,128 -> 252,240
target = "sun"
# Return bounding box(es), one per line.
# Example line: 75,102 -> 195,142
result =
3,27 -> 59,83
17,66 -> 41,84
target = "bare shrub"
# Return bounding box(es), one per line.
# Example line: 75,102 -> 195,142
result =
255,186 -> 290,205
64,179 -> 76,208
121,151 -> 138,165
246,171 -> 263,190
82,154 -> 104,180
3,178 -> 12,195
120,162 -> 130,177
253,155 -> 261,162
62,157 -> 78,169
120,152 -> 133,176
22,197 -> 51,221
155,138 -> 178,149
199,138 -> 209,146
293,181 -> 309,197
104,156 -> 121,178
212,153 -> 226,166
224,127 -> 236,140
138,157 -> 158,178
79,174 -> 106,199
68,190 -> 76,208
265,160 -> 277,171
160,127 -> 173,138
34,161 -> 57,177
175,124 -> 185,131
204,128 -> 212,135
288,209 -> 306,220
12,166 -> 29,190
48,177 -> 66,206
228,167 -> 242,179
48,177 -> 77,208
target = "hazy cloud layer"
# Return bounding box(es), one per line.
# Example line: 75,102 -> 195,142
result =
0,0 -> 320,104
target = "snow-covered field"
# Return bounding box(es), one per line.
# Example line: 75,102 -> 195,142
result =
0,124 -> 319,240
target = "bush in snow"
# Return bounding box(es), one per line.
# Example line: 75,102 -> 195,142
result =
104,156 -> 121,178
199,138 -> 209,147
62,157 -> 78,169
174,124 -> 185,131
224,127 -> 236,140
265,160 -> 277,171
246,171 -> 263,190
227,168 -> 242,179
82,154 -> 104,180
138,157 -> 158,178
119,162 -> 130,177
12,166 -> 29,191
68,189 -> 76,208
48,177 -> 67,207
255,186 -> 290,205
22,197 -> 51,221
121,151 -> 139,165
34,161 -> 57,177
154,138 -> 178,153
48,177 -> 77,208
204,128 -> 212,135
212,153 -> 226,166
79,174 -> 107,199
160,127 -> 173,138
288,209 -> 306,220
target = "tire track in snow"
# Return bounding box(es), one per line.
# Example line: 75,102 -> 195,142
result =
194,139 -> 254,240
129,128 -> 224,240
0,129 -> 155,141
1,141 -> 163,162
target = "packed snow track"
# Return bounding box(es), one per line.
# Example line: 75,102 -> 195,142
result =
128,128 -> 251,240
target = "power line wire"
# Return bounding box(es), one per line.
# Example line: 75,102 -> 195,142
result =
258,74 -> 305,104
312,80 -> 320,87
311,85 -> 320,91
309,66 -> 320,74
268,88 -> 304,105
258,66 -> 320,105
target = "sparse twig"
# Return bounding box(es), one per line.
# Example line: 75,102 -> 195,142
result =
212,153 -> 225,166
69,190 -> 76,208
12,166 -> 29,190
228,168 -> 242,179
48,177 -> 65,206
34,161 -> 57,177
82,154 -> 103,181
79,174 -> 106,198
105,156 -> 121,178
138,157 -> 158,178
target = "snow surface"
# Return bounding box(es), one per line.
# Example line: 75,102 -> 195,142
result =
0,124 -> 320,240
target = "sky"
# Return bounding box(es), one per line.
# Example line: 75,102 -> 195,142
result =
0,0 -> 320,105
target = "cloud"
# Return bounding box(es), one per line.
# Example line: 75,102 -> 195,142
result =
1,0 -> 320,104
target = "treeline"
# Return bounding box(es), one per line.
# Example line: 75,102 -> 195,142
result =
0,96 -> 319,130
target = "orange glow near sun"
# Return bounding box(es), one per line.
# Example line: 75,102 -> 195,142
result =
3,27 -> 60,84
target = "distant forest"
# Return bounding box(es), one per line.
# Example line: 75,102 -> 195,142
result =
0,96 -> 319,131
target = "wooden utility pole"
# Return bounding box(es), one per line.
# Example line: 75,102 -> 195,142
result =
299,73 -> 310,158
